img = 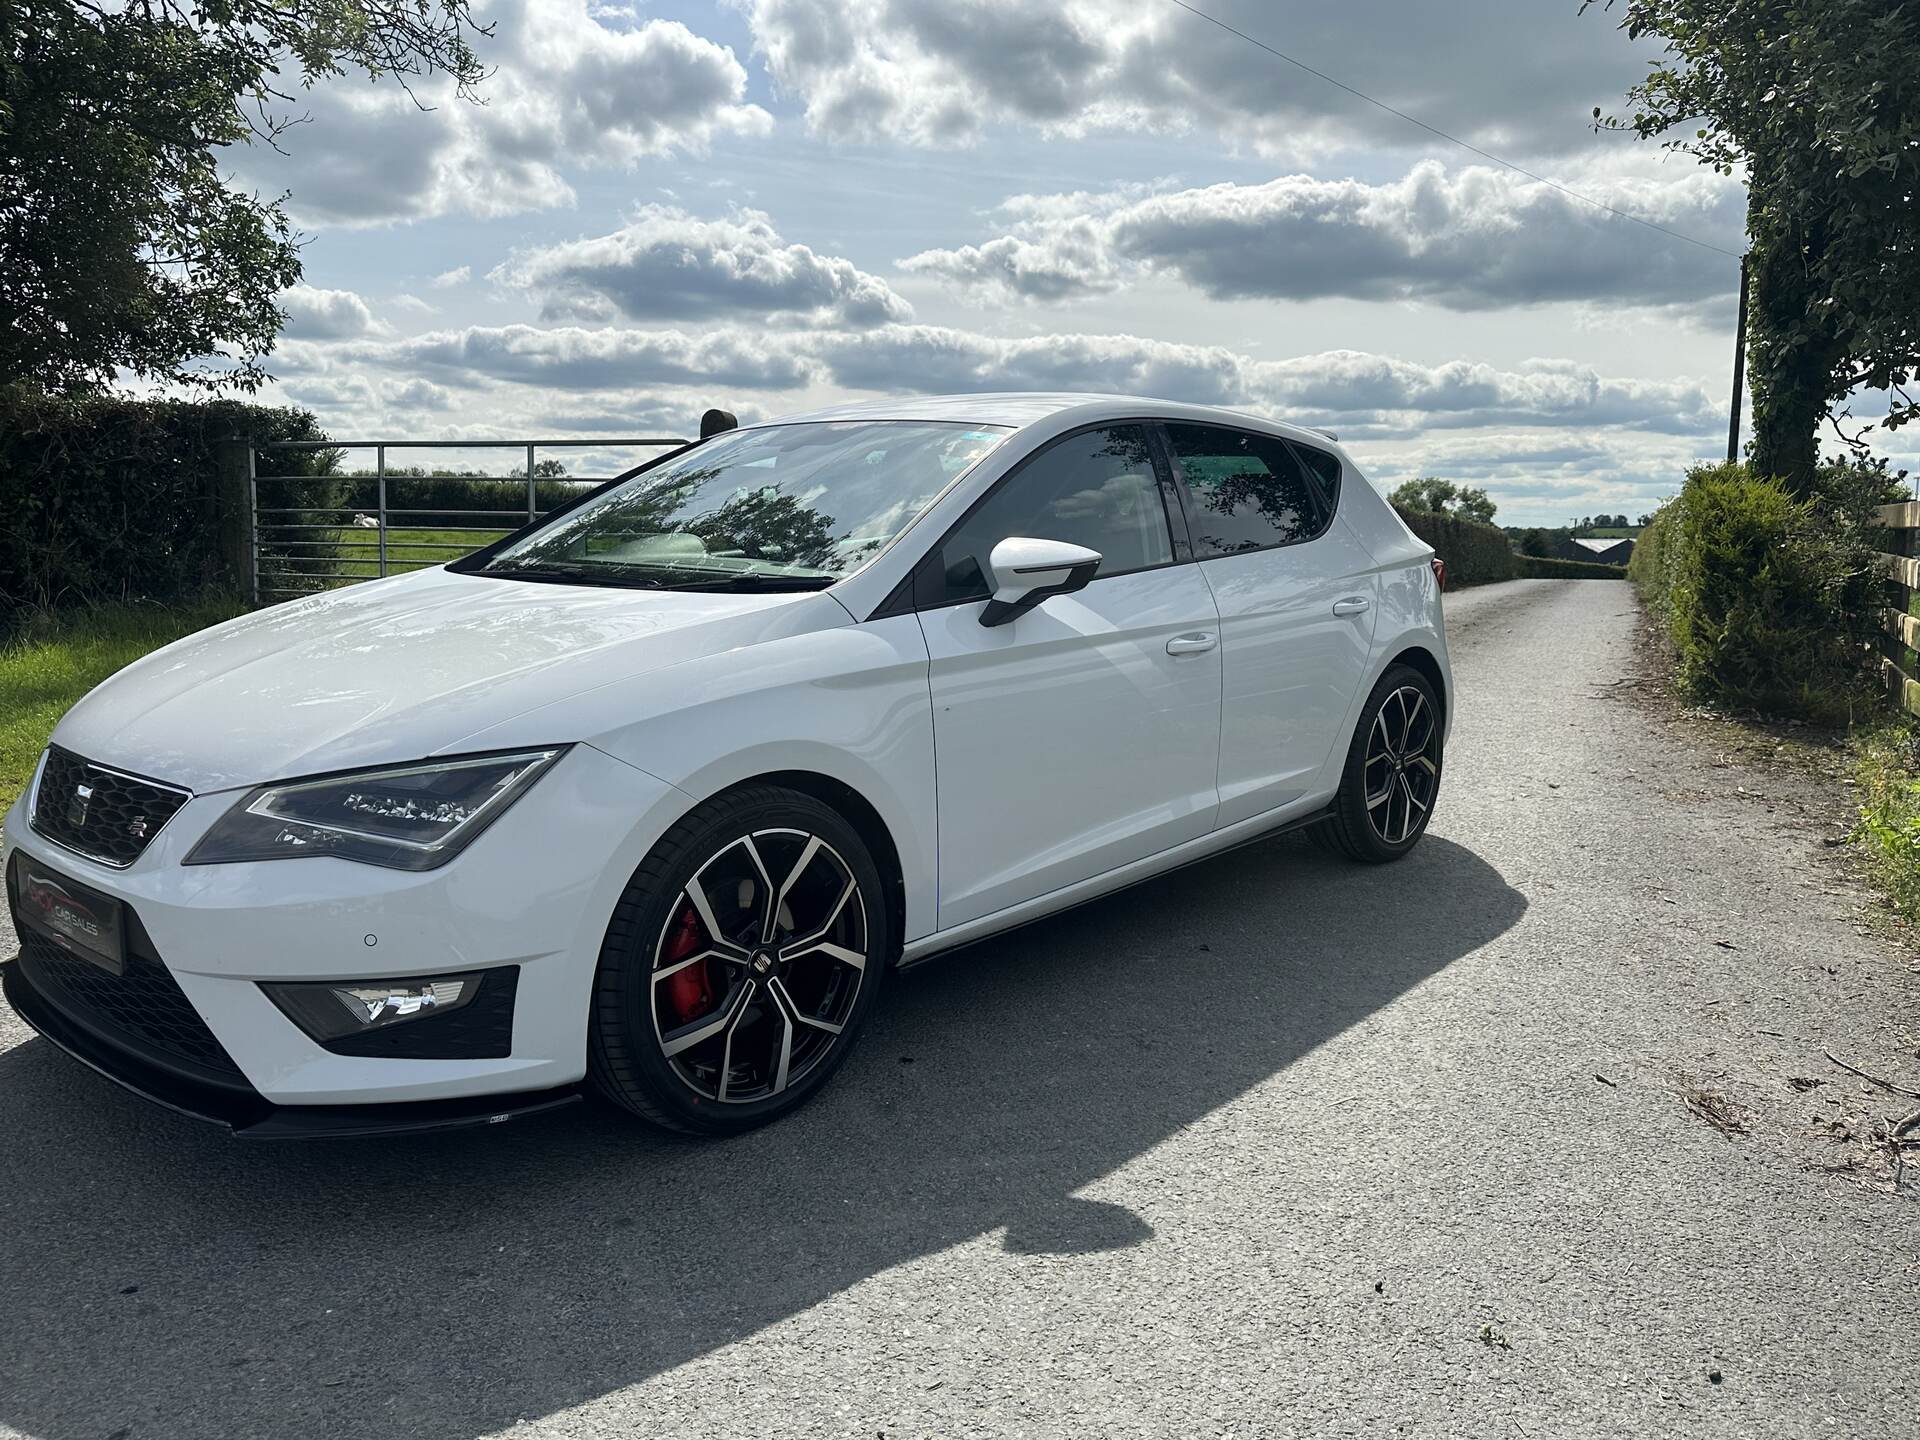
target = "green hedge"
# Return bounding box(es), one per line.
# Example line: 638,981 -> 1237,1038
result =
325,471 -> 590,517
1517,554 -> 1627,580
0,389 -> 333,629
1631,460 -> 1895,723
1391,505 -> 1517,587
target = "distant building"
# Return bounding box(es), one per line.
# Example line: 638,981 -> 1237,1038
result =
1563,536 -> 1634,565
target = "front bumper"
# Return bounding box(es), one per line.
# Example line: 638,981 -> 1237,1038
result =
1,744 -> 686,1123
2,956 -> 580,1137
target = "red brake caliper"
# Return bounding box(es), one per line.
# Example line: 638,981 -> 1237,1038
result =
660,901 -> 716,1024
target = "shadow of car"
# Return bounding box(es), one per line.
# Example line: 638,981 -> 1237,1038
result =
0,832 -> 1522,1439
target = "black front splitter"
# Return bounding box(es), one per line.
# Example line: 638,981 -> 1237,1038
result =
2,958 -> 582,1139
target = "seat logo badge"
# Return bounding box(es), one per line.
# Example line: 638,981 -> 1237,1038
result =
67,781 -> 94,829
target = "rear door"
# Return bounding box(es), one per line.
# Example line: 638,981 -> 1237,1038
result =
1161,423 -> 1378,828
916,424 -> 1223,930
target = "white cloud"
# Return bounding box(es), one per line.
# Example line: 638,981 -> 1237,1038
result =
900,161 -> 1743,311
277,284 -> 392,340
243,0 -> 771,226
810,326 -> 1717,436
899,221 -> 1120,303
429,267 -> 473,290
740,0 -> 1654,157
279,323 -> 821,393
494,208 -> 913,325
266,308 -> 1731,526
277,315 -> 1716,441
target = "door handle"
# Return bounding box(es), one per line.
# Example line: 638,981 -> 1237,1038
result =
1331,596 -> 1371,617
1166,631 -> 1218,656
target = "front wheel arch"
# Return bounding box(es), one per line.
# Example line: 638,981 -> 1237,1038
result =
691,771 -> 907,972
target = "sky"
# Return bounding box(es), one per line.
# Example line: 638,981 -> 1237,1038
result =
226,0 -> 1877,527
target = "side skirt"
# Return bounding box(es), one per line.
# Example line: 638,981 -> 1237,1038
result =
896,799 -> 1335,971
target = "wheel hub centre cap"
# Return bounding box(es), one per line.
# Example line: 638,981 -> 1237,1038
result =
750,949 -> 777,976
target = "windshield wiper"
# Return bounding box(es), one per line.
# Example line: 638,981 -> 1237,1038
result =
482,566 -> 665,590
664,572 -> 838,592
479,560 -> 835,593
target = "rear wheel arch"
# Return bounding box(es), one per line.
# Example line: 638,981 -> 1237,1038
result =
1383,644 -> 1447,733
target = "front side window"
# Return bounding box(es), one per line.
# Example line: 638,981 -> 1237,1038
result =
935,425 -> 1174,604
468,421 -> 1008,591
1165,423 -> 1328,557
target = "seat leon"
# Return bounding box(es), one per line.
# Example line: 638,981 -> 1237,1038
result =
1,394 -> 1450,1139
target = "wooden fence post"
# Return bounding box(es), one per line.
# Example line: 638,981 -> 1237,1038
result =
213,436 -> 254,601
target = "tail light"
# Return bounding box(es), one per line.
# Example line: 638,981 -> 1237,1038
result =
1430,556 -> 1447,592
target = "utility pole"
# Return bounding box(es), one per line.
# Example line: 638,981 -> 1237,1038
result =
1727,254 -> 1749,464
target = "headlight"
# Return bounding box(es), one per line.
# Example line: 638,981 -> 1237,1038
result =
184,748 -> 567,871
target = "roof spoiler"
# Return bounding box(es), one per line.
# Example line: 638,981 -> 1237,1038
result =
1306,427 -> 1338,443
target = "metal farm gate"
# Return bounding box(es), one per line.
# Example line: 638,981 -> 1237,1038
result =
246,436 -> 687,604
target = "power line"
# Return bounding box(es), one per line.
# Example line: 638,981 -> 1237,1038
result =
1160,0 -> 1744,261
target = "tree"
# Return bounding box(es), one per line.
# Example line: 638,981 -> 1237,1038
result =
1454,488 -> 1497,524
0,0 -> 488,394
1519,528 -> 1553,557
1390,477 -> 1459,514
1389,477 -> 1497,523
1586,1 -> 1920,496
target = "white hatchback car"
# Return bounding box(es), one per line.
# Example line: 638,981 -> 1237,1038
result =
3,394 -> 1449,1138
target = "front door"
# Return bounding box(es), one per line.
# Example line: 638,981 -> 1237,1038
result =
917,424 -> 1224,931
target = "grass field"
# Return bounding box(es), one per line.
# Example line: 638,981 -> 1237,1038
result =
0,600 -> 243,810
255,527 -> 509,594
318,526 -> 508,579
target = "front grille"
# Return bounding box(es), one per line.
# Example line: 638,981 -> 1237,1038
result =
32,746 -> 191,868
7,854 -> 246,1089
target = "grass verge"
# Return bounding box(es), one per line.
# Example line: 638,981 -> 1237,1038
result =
1852,724 -> 1920,924
0,599 -> 243,810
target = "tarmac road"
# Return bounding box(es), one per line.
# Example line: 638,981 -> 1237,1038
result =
1,578 -> 1916,1439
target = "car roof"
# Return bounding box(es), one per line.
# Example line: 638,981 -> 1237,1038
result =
746,393 -> 1123,429
745,392 -> 1340,448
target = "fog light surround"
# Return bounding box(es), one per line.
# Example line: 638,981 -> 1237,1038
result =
265,972 -> 483,1044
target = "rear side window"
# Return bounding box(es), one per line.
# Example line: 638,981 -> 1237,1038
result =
935,425 -> 1174,603
1164,422 -> 1328,557
1291,441 -> 1343,513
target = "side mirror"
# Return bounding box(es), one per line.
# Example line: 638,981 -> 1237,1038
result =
980,536 -> 1101,627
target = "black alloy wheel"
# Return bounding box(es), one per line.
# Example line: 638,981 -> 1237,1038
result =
1311,663 -> 1443,863
589,785 -> 887,1134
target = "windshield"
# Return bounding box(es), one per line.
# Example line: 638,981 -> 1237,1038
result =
466,421 -> 1010,591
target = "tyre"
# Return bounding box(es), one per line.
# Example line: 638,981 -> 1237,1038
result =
1310,663 -> 1443,863
588,784 -> 889,1135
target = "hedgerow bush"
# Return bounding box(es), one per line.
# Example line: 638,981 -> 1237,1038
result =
1631,460 -> 1897,722
325,472 -> 589,518
1516,554 -> 1627,580
1392,505 -> 1518,587
0,388 -> 335,630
